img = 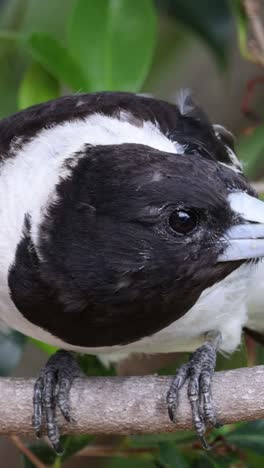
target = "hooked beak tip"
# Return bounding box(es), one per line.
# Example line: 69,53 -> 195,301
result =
218,192 -> 264,262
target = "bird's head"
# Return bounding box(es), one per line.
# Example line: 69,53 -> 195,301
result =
21,141 -> 262,337
8,92 -> 264,346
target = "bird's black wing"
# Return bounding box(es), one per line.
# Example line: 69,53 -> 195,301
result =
0,91 -> 236,170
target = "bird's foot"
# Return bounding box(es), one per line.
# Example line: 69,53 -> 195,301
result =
167,334 -> 222,449
32,350 -> 83,454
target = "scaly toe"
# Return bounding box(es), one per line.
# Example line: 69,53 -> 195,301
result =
167,363 -> 190,422
32,350 -> 82,453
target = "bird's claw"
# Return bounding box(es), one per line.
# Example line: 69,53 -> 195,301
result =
32,350 -> 82,454
167,340 -> 221,448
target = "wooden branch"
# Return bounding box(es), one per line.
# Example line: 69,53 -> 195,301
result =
0,366 -> 264,436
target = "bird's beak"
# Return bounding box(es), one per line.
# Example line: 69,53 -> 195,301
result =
218,192 -> 264,262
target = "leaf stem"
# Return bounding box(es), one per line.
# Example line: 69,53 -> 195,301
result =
53,456 -> 62,468
9,435 -> 46,468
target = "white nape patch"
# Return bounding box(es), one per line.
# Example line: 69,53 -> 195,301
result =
228,191 -> 264,223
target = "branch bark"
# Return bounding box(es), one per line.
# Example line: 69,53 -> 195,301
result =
1,366 -> 264,436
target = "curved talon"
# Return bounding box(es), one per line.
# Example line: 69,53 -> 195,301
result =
166,363 -> 190,423
32,376 -> 44,438
32,350 -> 83,454
167,338 -> 220,449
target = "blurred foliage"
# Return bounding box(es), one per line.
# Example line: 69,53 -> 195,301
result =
0,329 -> 26,375
156,0 -> 232,66
238,125 -> 264,179
18,62 -> 60,108
0,0 -> 262,467
22,435 -> 95,467
231,0 -> 250,61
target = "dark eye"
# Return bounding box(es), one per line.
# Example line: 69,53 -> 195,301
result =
169,209 -> 198,235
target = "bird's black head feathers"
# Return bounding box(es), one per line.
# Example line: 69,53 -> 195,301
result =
9,136 -> 252,347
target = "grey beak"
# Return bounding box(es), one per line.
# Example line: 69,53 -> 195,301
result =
218,192 -> 264,262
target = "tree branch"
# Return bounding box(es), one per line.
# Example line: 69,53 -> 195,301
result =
0,366 -> 264,436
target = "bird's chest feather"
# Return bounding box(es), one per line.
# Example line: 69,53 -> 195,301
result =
104,263 -> 251,359
247,260 -> 264,331
0,263 -> 250,360
149,263 -> 250,355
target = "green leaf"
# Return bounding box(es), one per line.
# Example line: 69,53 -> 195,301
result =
231,0 -> 250,60
244,449 -> 264,468
30,337 -> 58,356
189,452 -> 223,468
105,458 -> 156,468
25,32 -> 89,91
22,435 -> 95,467
158,442 -> 189,468
77,353 -> 116,376
156,0 -> 232,66
18,62 -> 60,109
0,329 -> 26,376
20,0 -> 76,40
68,0 -> 156,92
226,420 -> 264,455
0,38 -> 28,118
237,126 -> 264,179
256,342 -> 264,365
130,432 -> 195,447
22,441 -> 56,467
61,434 -> 95,462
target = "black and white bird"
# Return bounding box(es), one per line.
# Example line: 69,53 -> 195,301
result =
0,91 -> 264,453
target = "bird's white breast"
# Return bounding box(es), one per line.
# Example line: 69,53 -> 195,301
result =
246,260 -> 264,332
98,263 -> 252,362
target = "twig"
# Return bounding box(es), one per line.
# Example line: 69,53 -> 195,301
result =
76,445 -> 158,458
244,0 -> 264,55
241,76 -> 264,122
1,367 -> 264,436
9,435 -> 46,468
244,0 -> 264,65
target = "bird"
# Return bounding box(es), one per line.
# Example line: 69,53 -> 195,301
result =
0,90 -> 263,453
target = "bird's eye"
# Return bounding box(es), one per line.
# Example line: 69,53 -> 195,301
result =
169,209 -> 198,235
